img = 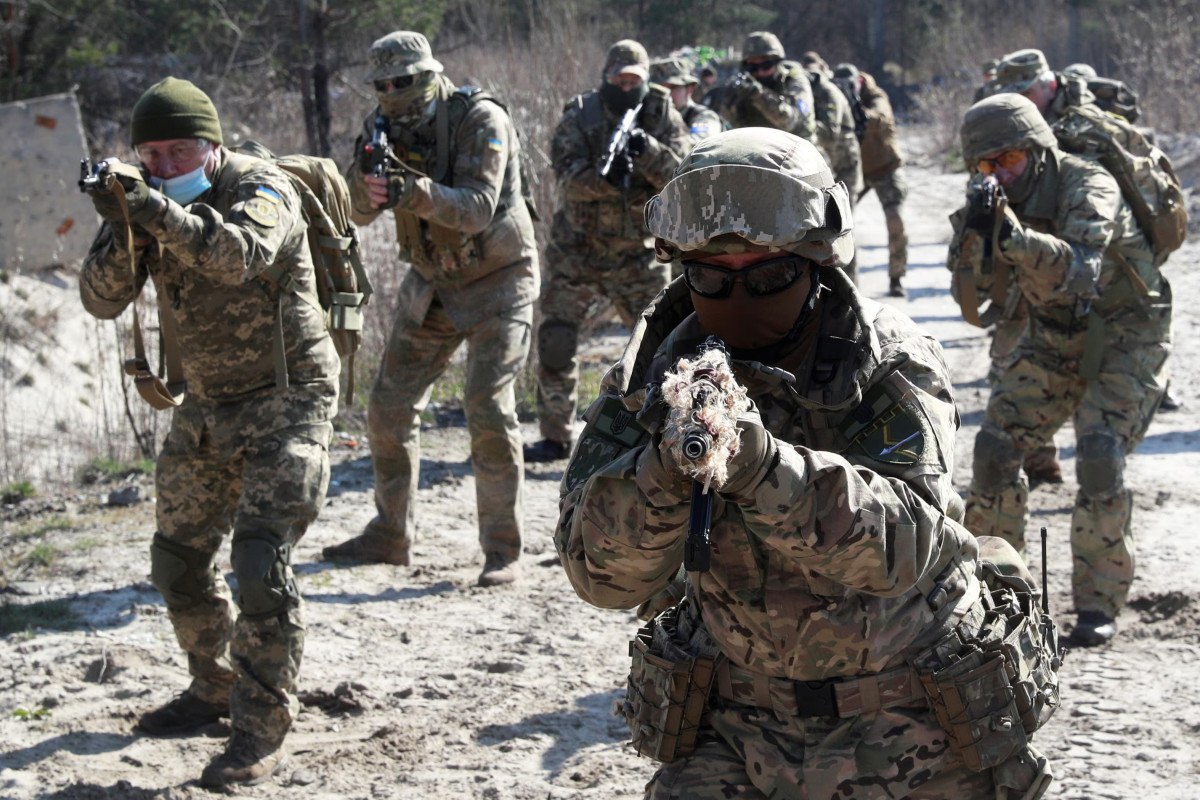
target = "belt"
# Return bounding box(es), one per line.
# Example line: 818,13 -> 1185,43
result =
715,661 -> 927,719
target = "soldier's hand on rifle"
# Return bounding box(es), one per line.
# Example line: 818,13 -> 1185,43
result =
626,128 -> 648,159
365,168 -> 415,210
85,159 -> 160,225
712,408 -> 776,502
602,151 -> 633,188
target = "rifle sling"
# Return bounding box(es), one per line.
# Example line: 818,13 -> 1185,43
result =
114,181 -> 186,410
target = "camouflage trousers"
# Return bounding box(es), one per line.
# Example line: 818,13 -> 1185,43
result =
863,168 -> 908,279
989,307 -> 1058,473
645,702 -> 995,799
967,304 -> 1170,617
367,296 -> 532,561
155,398 -> 332,743
535,236 -> 669,443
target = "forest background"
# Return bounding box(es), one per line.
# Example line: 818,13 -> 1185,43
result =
1,0 -> 1198,488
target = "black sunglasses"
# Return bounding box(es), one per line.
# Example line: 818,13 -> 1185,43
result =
374,75 -> 416,92
743,58 -> 781,74
682,254 -> 810,299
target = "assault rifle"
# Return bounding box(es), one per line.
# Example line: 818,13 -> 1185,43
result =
598,103 -> 643,189
664,338 -> 743,573
78,158 -> 116,194
361,114 -> 395,177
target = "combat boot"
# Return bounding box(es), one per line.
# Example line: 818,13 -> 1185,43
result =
523,439 -> 570,463
136,691 -> 228,736
1069,611 -> 1118,647
1159,387 -> 1182,412
888,277 -> 906,297
478,552 -> 521,587
200,729 -> 288,787
322,530 -> 410,565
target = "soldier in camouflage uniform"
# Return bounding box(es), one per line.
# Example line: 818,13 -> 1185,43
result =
321,32 -> 538,586
524,40 -> 689,462
799,52 -> 862,196
835,62 -> 910,297
953,94 -> 1171,647
556,128 -> 1052,798
80,78 -> 338,787
713,32 -> 817,142
649,56 -> 723,147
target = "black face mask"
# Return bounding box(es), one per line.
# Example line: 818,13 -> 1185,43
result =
600,80 -> 650,113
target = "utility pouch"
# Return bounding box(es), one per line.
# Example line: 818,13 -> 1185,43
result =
621,603 -> 722,763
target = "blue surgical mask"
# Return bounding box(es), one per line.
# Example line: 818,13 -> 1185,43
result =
152,164 -> 212,205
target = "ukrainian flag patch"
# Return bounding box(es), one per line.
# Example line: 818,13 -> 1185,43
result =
486,137 -> 505,152
255,186 -> 283,203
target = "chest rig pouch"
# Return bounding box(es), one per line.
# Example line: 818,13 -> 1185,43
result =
909,536 -> 1063,799
621,599 -> 723,763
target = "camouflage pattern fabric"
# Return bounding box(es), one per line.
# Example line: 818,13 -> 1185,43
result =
80,148 -> 339,743
534,88 -> 688,442
646,704 -> 995,799
808,69 -> 862,195
348,78 -> 539,330
367,296 -> 532,560
863,168 -> 909,279
348,76 -> 539,554
555,271 -> 1008,796
680,101 -> 723,147
715,62 -> 817,142
960,149 -> 1170,618
156,406 -> 332,742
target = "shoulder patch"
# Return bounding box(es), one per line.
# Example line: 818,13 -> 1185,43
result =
840,377 -> 936,468
486,136 -> 505,152
255,186 -> 283,204
564,394 -> 648,493
243,196 -> 280,227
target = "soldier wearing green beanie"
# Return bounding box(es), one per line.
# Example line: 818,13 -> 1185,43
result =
80,77 -> 338,788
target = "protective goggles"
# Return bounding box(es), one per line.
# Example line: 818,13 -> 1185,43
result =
742,58 -> 781,74
374,74 -> 417,93
975,150 -> 1025,175
682,254 -> 810,299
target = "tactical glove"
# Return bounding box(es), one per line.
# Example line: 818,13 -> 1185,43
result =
714,409 -> 778,502
627,128 -> 648,159
90,161 -> 164,226
378,168 -> 416,210
603,152 -> 634,187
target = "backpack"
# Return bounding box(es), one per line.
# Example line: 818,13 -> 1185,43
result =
1086,77 -> 1140,123
234,143 -> 374,402
1052,111 -> 1187,266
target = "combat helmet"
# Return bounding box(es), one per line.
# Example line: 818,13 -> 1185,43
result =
995,48 -> 1051,94
1062,62 -> 1097,81
646,128 -> 854,267
833,63 -> 860,82
960,93 -> 1056,164
605,39 -> 650,80
365,31 -> 443,82
742,31 -> 786,61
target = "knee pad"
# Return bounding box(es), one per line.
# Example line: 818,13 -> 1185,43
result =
1076,431 -> 1124,497
149,533 -> 216,610
973,425 -> 1023,490
537,320 -> 578,372
230,531 -> 298,620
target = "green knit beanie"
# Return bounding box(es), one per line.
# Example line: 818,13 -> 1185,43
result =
130,77 -> 223,146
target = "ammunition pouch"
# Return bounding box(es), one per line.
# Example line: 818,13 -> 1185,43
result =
911,538 -> 1063,798
621,601 -> 723,763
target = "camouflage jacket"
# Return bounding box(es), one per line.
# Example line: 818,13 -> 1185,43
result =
1043,75 -> 1097,126
716,61 -> 817,142
551,86 -> 690,248
808,69 -> 862,192
555,274 -> 984,680
681,100 -> 723,147
80,148 -> 339,419
349,78 -> 539,331
858,71 -> 903,179
949,150 -> 1160,338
